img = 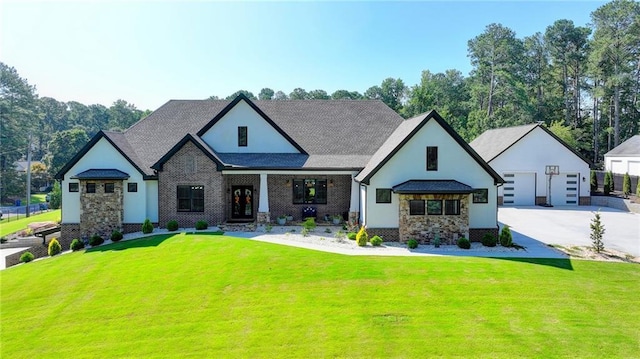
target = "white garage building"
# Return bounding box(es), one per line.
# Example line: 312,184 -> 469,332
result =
470,123 -> 592,206
604,135 -> 640,177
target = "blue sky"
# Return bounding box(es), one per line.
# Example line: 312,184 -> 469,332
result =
2,1 -> 605,110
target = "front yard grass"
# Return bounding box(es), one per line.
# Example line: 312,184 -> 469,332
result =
0,209 -> 60,237
1,233 -> 638,358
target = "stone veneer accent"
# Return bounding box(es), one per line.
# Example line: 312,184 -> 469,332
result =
266,175 -> 351,222
79,179 -> 123,238
256,212 -> 270,224
398,193 -> 469,243
158,141 -> 224,228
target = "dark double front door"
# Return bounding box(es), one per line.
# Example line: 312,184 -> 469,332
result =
231,186 -> 253,220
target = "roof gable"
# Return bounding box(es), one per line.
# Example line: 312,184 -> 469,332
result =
470,123 -> 592,166
54,131 -> 151,180
356,110 -> 503,185
196,94 -> 306,154
151,134 -> 224,171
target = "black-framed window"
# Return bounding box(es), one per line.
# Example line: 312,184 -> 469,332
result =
444,199 -> 460,215
105,183 -> 115,193
473,189 -> 488,203
69,183 -> 79,192
426,146 -> 438,171
86,183 -> 96,193
177,185 -> 204,212
128,183 -> 138,192
376,188 -> 392,203
409,200 -> 425,215
427,200 -> 442,215
238,126 -> 248,147
293,179 -> 327,204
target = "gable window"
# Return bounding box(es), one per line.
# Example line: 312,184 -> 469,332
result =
105,183 -> 115,193
238,126 -> 248,147
427,200 -> 442,215
409,200 -> 425,215
473,189 -> 488,203
426,146 -> 438,171
69,183 -> 79,192
292,179 -> 327,204
376,189 -> 392,203
128,183 -> 138,192
177,185 -> 204,212
86,183 -> 96,193
444,199 -> 460,215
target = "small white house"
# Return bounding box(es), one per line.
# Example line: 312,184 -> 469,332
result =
604,135 -> 640,177
470,123 -> 591,206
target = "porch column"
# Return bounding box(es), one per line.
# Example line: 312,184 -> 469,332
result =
349,175 -> 360,225
257,173 -> 270,223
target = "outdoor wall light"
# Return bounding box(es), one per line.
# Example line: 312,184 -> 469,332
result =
285,179 -> 291,187
582,177 -> 586,182
329,179 -> 334,187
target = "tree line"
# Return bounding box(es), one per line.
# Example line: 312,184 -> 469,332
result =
1,0 -> 638,204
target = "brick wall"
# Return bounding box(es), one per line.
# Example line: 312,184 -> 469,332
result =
469,228 -> 499,242
367,228 -> 400,242
224,174 -> 260,221
158,141 -> 224,228
266,174 -> 351,221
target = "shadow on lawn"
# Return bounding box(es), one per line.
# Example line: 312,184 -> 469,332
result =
490,257 -> 574,270
86,234 -> 176,253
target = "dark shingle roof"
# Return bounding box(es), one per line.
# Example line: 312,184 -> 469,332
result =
605,135 -> 640,156
468,124 -> 538,162
392,180 -> 474,194
72,169 -> 130,180
123,97 -> 403,174
216,153 -> 371,170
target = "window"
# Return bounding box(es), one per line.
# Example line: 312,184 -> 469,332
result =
376,189 -> 392,203
444,199 -> 460,215
426,146 -> 438,171
86,183 -> 96,193
409,200 -> 425,215
293,179 -> 327,204
69,183 -> 79,192
427,200 -> 442,215
105,183 -> 115,193
238,126 -> 248,147
177,185 -> 204,212
128,183 -> 138,192
473,188 -> 488,203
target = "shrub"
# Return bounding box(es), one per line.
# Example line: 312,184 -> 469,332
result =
481,233 -> 497,247
457,237 -> 471,249
590,170 -> 598,193
142,219 -> 154,234
499,225 -> 513,247
324,228 -> 332,233
70,238 -> 85,251
110,230 -> 123,242
301,228 -> 310,237
433,234 -> 441,248
49,181 -> 62,209
167,220 -> 179,231
603,171 -> 613,195
347,232 -> 357,240
637,179 -> 640,198
590,211 -> 605,253
407,239 -> 418,249
48,238 -> 62,256
303,218 -> 316,231
622,173 -> 631,198
89,234 -> 104,247
265,224 -> 273,233
335,230 -> 346,241
20,251 -> 34,263
195,220 -> 208,230
356,226 -> 368,247
370,235 -> 383,246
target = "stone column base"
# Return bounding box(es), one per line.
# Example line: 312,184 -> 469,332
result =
257,212 -> 270,224
348,211 -> 359,226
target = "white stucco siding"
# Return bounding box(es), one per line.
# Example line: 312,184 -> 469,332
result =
200,100 -> 300,153
61,137 -> 156,223
490,127 -> 590,199
605,156 -> 640,176
365,120 -> 498,229
145,180 -> 159,222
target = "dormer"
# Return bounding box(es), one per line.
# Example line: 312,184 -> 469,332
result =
197,94 -> 305,154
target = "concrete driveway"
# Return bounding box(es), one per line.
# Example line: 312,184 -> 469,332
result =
498,206 -> 640,257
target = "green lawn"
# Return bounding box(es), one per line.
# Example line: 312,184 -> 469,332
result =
1,233 -> 638,358
0,209 -> 61,237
